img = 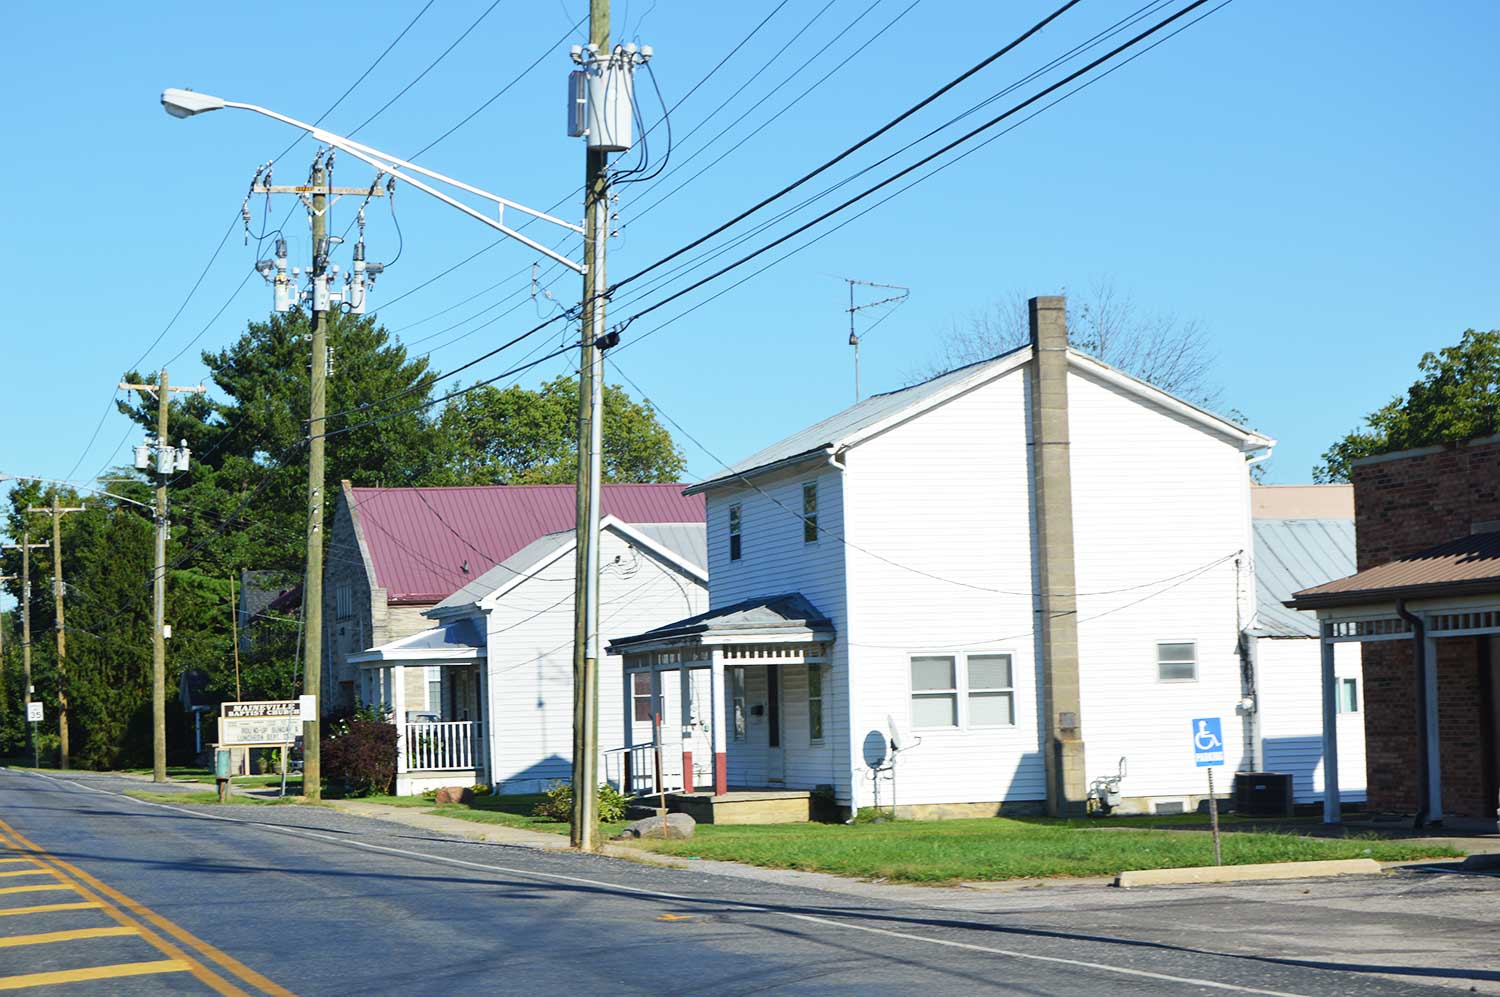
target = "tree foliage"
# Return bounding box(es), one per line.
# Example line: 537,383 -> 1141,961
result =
1314,329 -> 1500,482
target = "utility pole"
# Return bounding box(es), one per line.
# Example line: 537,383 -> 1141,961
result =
2,534 -> 47,759
26,496 -> 85,769
302,158 -> 331,803
0,575 -> 14,722
229,573 -> 241,701
844,278 -> 909,403
122,370 -> 203,783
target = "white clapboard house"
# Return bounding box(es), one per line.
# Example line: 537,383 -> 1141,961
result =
609,296 -> 1281,821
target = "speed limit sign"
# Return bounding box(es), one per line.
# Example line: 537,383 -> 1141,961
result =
27,702 -> 43,723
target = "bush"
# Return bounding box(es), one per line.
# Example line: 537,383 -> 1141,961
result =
532,782 -> 629,823
322,715 -> 398,797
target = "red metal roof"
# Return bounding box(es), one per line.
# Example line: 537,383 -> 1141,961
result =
346,483 -> 703,604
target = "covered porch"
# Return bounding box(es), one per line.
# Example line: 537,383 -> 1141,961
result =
1289,531 -> 1500,827
350,617 -> 489,796
606,593 -> 836,823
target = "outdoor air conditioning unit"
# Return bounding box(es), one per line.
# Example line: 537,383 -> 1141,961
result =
1234,772 -> 1294,817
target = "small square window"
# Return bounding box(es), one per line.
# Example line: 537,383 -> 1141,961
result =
1157,642 -> 1197,682
728,504 -> 742,561
802,482 -> 818,544
967,653 -> 1014,727
911,655 -> 958,728
1337,677 -> 1358,714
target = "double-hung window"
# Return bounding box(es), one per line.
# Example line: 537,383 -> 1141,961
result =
632,672 -> 653,722
801,482 -> 818,543
728,504 -> 742,561
426,666 -> 443,715
807,665 -> 825,742
1156,641 -> 1197,682
910,652 -> 1016,729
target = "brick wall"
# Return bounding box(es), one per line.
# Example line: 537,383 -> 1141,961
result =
1349,436 -> 1500,818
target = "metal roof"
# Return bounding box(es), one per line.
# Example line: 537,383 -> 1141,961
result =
349,617 -> 485,663
347,483 -> 704,604
1289,530 -> 1500,610
608,592 -> 833,651
1251,518 -> 1357,637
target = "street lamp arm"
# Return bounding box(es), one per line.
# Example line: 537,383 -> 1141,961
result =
0,473 -> 151,509
162,89 -> 585,273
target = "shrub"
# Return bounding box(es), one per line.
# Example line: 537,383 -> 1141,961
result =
532,782 -> 630,823
322,715 -> 398,797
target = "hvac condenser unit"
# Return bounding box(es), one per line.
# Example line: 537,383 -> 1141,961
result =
1233,772 -> 1294,817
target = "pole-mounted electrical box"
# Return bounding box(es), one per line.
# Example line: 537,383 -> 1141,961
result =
569,44 -> 652,153
567,71 -> 588,139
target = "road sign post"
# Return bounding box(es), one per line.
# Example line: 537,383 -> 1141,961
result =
27,702 -> 43,768
1192,717 -> 1225,865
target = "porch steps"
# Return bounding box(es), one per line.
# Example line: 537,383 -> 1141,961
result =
628,789 -> 811,825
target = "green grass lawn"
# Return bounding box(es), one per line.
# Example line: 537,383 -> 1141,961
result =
360,792 -> 632,837
628,817 -> 1463,883
123,789 -> 308,806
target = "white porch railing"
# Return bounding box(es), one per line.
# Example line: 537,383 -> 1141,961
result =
603,744 -> 682,797
402,721 -> 480,772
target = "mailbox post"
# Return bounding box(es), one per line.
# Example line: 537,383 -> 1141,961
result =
215,747 -> 232,803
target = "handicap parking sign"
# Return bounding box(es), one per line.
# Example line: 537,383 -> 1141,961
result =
1192,717 -> 1224,767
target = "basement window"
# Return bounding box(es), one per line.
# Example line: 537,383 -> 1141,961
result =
1156,641 -> 1197,682
729,504 -> 742,561
1338,677 -> 1359,714
802,482 -> 818,544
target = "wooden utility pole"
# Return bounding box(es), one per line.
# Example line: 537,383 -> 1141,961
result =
570,0 -> 611,853
0,575 -> 14,721
302,160 -> 329,802
2,534 -> 47,758
26,496 -> 85,769
121,369 -> 205,783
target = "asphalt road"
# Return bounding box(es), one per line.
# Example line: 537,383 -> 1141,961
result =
0,768 -> 1489,996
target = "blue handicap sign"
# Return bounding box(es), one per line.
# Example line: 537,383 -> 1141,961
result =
1192,717 -> 1225,767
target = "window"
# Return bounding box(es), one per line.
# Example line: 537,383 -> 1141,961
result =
730,667 -> 747,740
808,665 -> 825,742
632,672 -> 653,722
1338,677 -> 1359,714
1157,641 -> 1197,682
910,655 -> 959,728
426,666 -> 442,715
335,583 -> 353,621
967,654 -> 1015,726
728,504 -> 742,561
801,482 -> 818,543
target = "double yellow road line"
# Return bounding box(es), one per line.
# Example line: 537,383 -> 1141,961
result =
0,815 -> 294,994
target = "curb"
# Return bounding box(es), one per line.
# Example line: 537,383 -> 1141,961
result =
1115,858 -> 1382,888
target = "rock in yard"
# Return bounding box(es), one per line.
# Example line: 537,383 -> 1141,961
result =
616,812 -> 695,840
433,786 -> 474,805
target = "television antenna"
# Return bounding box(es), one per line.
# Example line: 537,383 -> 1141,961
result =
844,278 -> 910,402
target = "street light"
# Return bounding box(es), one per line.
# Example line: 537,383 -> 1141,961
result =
161,88 -> 225,118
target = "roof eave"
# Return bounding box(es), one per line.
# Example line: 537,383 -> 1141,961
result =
1286,577 -> 1500,612
684,447 -> 834,496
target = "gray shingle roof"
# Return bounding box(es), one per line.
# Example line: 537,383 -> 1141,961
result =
1252,518 -> 1357,637
608,593 -> 833,650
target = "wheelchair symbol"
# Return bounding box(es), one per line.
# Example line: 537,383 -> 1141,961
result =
1194,720 -> 1222,752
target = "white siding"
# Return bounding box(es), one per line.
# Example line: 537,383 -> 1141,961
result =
1256,638 -> 1367,802
484,526 -> 706,794
705,466 -> 851,797
1068,366 -> 1256,800
840,368 -> 1045,810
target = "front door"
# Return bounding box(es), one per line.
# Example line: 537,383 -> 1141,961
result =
765,667 -> 785,784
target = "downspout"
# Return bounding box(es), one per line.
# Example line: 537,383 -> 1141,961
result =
1395,599 -> 1431,828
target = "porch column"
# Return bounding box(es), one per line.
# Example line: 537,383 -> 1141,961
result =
391,664 -> 407,776
621,666 -> 634,794
709,649 -> 727,795
679,663 -> 695,793
474,662 -> 488,785
650,662 -> 663,793
1423,635 -> 1444,822
1319,635 -> 1340,824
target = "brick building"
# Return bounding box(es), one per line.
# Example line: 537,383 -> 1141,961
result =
1289,433 -> 1500,825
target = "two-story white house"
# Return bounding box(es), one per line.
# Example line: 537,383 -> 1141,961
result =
609,295 -> 1276,821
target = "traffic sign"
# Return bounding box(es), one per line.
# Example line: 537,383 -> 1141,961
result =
1192,717 -> 1224,767
26,702 -> 43,723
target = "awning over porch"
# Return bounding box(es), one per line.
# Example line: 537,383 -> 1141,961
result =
348,616 -> 486,665
607,592 -> 834,655
1286,530 -> 1500,826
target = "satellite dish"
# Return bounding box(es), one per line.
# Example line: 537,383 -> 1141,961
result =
861,730 -> 889,769
887,714 -> 907,752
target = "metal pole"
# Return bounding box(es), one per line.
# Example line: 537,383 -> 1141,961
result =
20,536 -> 31,760
152,369 -> 170,783
50,493 -> 68,770
570,0 -> 609,852
1208,768 -> 1222,865
302,162 -> 328,803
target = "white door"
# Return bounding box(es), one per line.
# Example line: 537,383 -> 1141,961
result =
765,667 -> 785,783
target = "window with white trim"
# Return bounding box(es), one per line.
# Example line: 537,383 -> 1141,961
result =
801,482 -> 818,543
426,666 -> 442,714
967,654 -> 1014,727
730,667 -> 747,740
1156,641 -> 1197,682
910,655 -> 959,729
632,672 -> 653,722
1337,677 -> 1359,714
728,504 -> 742,561
808,665 -> 825,742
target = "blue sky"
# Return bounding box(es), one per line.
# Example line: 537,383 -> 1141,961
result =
2,0 -> 1496,503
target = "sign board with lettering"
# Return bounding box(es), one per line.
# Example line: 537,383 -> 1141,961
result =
26,702 -> 43,723
219,700 -> 303,747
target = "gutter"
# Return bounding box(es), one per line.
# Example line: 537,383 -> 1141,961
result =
1395,599 -> 1433,829
683,446 -> 835,496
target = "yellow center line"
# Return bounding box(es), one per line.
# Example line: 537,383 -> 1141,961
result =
0,884 -> 78,897
0,869 -> 52,879
0,859 -> 35,865
0,925 -> 136,948
0,819 -> 289,997
0,958 -> 190,990
0,901 -> 102,917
